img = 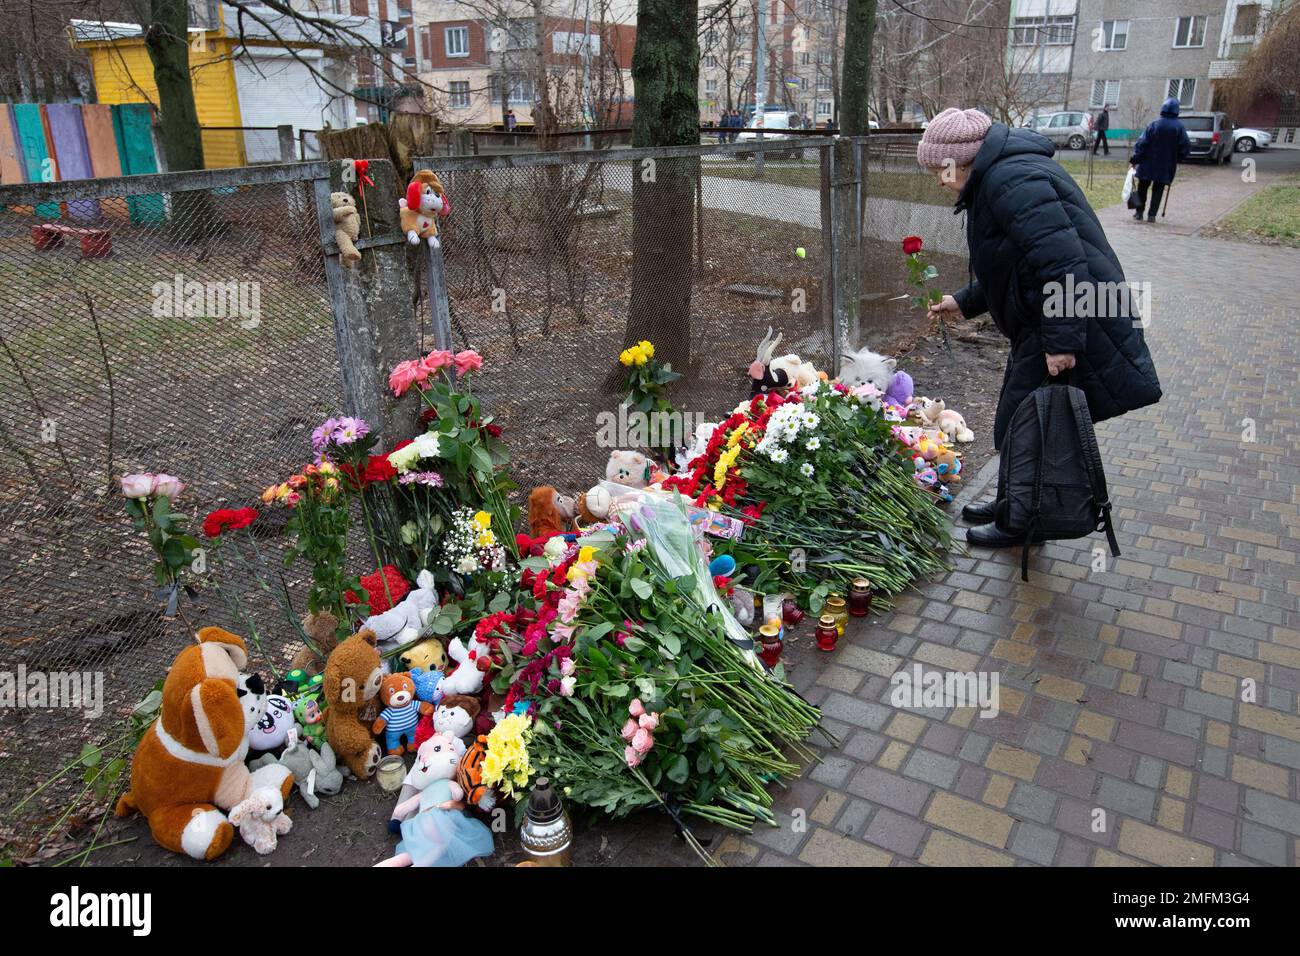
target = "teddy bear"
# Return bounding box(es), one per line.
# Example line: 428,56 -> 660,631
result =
606,449 -> 650,488
435,634 -> 492,699
331,191 -> 362,266
936,408 -> 974,443
398,169 -> 449,249
229,786 -> 293,855
575,485 -> 611,525
288,610 -> 340,679
399,637 -> 447,673
114,627 -> 294,861
362,568 -> 438,652
372,673 -> 432,756
248,693 -> 295,753
885,370 -> 914,408
376,733 -> 494,867
933,447 -> 963,485
323,628 -> 385,779
252,734 -> 345,810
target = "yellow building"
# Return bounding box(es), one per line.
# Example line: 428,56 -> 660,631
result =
72,10 -> 377,169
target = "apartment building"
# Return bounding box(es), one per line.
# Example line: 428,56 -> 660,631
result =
1008,0 -> 1295,141
411,0 -> 636,128
699,0 -> 843,126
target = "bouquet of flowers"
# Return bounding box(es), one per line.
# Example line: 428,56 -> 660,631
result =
480,712 -> 535,800
443,507 -> 508,578
120,472 -> 199,619
618,339 -> 682,463
663,379 -> 951,609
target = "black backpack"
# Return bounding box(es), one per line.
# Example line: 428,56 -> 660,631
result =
996,382 -> 1120,580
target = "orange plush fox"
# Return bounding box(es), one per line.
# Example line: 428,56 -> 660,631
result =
115,627 -> 293,860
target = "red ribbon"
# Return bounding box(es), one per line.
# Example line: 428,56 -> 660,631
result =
352,159 -> 375,196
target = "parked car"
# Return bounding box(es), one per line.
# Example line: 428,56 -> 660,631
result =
735,110 -> 804,159
1232,126 -> 1272,153
1180,111 -> 1233,164
1025,111 -> 1094,150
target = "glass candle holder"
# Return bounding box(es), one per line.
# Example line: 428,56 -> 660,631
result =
815,614 -> 839,652
758,622 -> 783,668
825,594 -> 849,636
849,578 -> 873,617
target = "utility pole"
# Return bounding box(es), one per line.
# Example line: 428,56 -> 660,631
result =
1030,0 -> 1051,129
582,0 -> 593,150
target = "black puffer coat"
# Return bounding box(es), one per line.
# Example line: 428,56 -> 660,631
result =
951,123 -> 1162,447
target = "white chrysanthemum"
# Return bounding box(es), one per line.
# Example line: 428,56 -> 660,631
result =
769,447 -> 789,464
802,413 -> 820,430
805,436 -> 821,451
800,462 -> 815,477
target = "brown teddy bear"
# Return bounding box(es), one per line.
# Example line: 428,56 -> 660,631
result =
331,192 -> 362,266
372,673 -> 432,756
323,628 -> 385,778
289,609 -> 339,678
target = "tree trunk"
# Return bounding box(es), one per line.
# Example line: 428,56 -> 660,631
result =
145,0 -> 212,239
839,0 -> 876,136
619,0 -> 698,381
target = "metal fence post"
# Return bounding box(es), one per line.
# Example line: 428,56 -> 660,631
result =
277,124 -> 297,162
313,158 -> 421,443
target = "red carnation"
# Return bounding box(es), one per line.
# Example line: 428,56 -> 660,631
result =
362,454 -> 397,483
203,507 -> 258,538
902,235 -> 923,255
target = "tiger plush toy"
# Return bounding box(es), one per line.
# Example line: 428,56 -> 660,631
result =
456,735 -> 496,812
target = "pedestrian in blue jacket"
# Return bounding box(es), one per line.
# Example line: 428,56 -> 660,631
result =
1130,98 -> 1190,222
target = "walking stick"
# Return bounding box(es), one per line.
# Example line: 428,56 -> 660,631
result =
1161,182 -> 1171,218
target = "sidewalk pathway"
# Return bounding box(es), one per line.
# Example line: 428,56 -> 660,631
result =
720,224 -> 1300,867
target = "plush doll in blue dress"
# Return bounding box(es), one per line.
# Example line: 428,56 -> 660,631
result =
374,732 -> 494,867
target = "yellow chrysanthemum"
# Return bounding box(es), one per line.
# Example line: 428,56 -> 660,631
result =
578,545 -> 597,565
727,422 -> 749,447
473,510 -> 492,530
638,340 -> 655,359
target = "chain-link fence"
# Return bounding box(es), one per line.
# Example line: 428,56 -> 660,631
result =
416,137 -> 836,495
0,163 -> 342,857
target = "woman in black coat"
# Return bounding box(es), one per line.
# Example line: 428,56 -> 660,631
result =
917,108 -> 1162,547
1130,97 -> 1191,222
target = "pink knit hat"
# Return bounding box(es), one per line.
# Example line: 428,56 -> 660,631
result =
916,108 -> 993,169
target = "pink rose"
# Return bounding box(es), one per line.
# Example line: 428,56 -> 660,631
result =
559,675 -> 576,697
560,657 -> 575,677
624,746 -> 641,768
389,359 -> 422,396
120,473 -> 155,499
454,350 -> 483,375
621,718 -> 638,741
152,474 -> 185,500
629,698 -> 645,718
638,712 -> 659,731
632,728 -> 654,754
422,350 -> 454,375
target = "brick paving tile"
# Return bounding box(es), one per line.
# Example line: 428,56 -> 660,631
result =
730,207 -> 1300,868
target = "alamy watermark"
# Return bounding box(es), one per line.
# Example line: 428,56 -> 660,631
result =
595,405 -> 708,450
1,666 -> 104,718
1043,273 -> 1153,328
890,663 -> 1000,718
151,273 -> 262,329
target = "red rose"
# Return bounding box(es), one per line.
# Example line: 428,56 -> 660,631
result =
202,507 -> 258,538
902,236 -> 923,255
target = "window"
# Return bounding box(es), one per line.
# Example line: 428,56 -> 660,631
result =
1233,4 -> 1260,37
1090,79 -> 1120,108
736,55 -> 746,68
444,26 -> 469,57
816,100 -> 832,115
1167,77 -> 1196,107
449,80 -> 470,109
1013,15 -> 1075,45
488,74 -> 535,105
705,79 -> 718,94
816,74 -> 830,91
553,31 -> 600,56
703,54 -> 717,68
1100,19 -> 1128,50
800,52 -> 810,66
1173,16 -> 1206,48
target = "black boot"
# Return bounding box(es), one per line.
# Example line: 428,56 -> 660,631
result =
960,499 -> 998,523
966,522 -> 1025,548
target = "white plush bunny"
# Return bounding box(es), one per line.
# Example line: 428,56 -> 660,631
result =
362,569 -> 438,651
435,634 -> 491,697
228,786 -> 292,855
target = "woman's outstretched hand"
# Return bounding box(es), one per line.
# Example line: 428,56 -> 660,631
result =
1046,352 -> 1077,376
929,295 -> 964,320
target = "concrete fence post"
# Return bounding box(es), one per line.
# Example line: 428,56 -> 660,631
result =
313,158 -> 421,444
277,125 -> 297,162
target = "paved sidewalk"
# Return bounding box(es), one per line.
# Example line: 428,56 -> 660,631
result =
721,227 -> 1300,867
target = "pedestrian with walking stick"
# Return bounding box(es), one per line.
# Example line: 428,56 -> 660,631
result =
1130,98 -> 1190,223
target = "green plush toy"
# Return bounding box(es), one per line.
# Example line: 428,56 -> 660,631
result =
294,696 -> 327,749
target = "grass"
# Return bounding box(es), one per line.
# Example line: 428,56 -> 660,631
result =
1212,181 -> 1300,247
1053,157 -> 1129,213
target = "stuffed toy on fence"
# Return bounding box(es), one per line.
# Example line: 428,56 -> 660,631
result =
399,170 -> 450,249
115,627 -> 294,861
331,191 -> 363,266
